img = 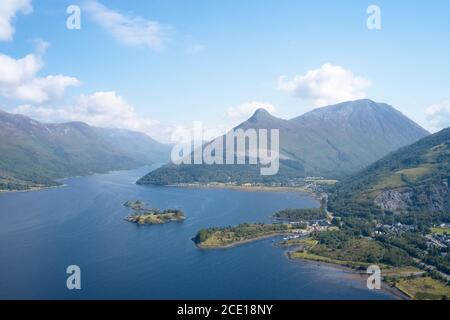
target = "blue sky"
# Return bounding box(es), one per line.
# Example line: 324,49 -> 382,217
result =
1,0 -> 450,141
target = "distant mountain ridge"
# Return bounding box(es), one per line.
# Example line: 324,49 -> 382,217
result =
138,99 -> 429,185
94,127 -> 170,164
0,109 -> 170,191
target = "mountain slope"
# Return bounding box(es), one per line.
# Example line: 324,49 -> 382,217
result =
0,109 -> 170,191
287,99 -> 429,176
328,127 -> 450,215
138,99 -> 429,185
94,127 -> 171,164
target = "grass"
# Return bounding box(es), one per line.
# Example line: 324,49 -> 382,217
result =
287,237 -> 392,269
424,143 -> 449,162
371,174 -> 404,191
365,164 -> 432,196
288,251 -> 372,269
383,266 -> 422,277
396,166 -> 431,181
300,238 -> 319,248
395,277 -> 450,300
278,238 -> 318,248
309,238 -> 386,264
431,227 -> 450,235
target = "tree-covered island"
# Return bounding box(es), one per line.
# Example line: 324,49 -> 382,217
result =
124,200 -> 185,225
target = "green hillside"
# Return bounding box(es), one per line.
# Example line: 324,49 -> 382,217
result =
329,127 -> 450,216
0,110 -> 170,191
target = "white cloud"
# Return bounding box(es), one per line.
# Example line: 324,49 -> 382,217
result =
0,50 -> 41,84
278,63 -> 372,106
83,0 -> 170,50
0,42 -> 80,103
425,100 -> 450,132
15,91 -> 161,138
5,74 -> 80,103
227,101 -> 276,121
0,0 -> 32,41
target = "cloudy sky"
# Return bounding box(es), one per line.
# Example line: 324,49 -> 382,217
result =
1,0 -> 450,142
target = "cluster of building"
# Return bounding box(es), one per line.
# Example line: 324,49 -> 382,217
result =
375,222 -> 415,235
374,222 -> 449,252
427,224 -> 450,249
426,234 -> 449,249
288,219 -> 332,232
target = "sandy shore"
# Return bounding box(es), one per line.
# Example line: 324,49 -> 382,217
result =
168,183 -> 322,201
0,184 -> 65,194
170,183 -> 309,192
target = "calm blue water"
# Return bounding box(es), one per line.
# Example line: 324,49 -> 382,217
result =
0,166 -> 396,299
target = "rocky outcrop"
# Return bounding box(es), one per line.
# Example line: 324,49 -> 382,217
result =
374,190 -> 412,212
374,181 -> 450,213
416,181 -> 450,212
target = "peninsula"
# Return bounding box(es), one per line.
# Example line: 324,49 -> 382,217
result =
193,223 -> 294,249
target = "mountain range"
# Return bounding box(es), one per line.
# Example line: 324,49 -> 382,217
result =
0,109 -> 170,191
138,99 -> 429,185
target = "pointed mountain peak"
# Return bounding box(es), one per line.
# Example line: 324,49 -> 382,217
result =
234,107 -> 288,130
250,108 -> 274,120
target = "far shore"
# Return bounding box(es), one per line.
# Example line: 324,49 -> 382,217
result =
168,183 -> 321,200
0,164 -> 155,194
0,184 -> 66,194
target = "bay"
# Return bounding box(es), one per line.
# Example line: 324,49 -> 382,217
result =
0,166 -> 396,299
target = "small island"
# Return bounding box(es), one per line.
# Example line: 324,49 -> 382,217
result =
123,200 -> 185,225
193,223 -> 295,248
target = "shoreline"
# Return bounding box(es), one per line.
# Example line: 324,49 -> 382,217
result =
169,183 -> 311,193
167,183 -> 322,201
285,252 -> 411,300
195,232 -> 411,300
0,164 -> 158,194
0,184 -> 66,194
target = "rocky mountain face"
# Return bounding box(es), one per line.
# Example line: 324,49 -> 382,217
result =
373,182 -> 449,213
